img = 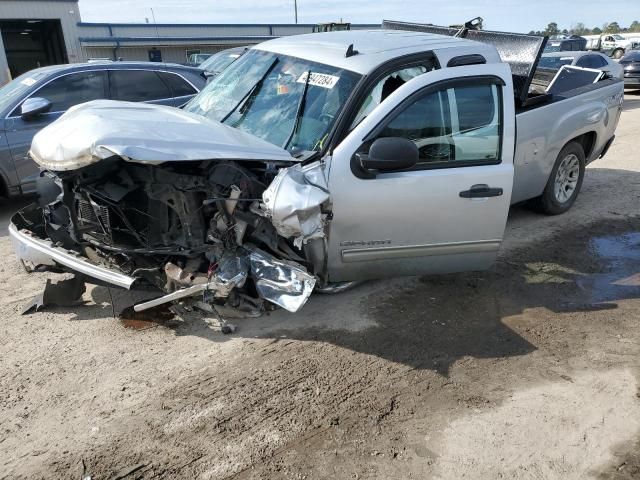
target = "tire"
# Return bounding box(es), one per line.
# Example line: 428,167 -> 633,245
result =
613,49 -> 624,60
533,142 -> 586,215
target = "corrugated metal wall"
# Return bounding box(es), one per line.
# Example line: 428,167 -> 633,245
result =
77,23 -> 336,39
0,28 -> 6,84
77,22 -> 379,63
0,1 -> 85,83
83,44 -> 247,63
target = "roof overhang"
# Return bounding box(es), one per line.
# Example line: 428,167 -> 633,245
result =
79,36 -> 275,48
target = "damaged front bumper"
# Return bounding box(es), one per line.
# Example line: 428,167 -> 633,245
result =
10,212 -> 316,314
10,219 -> 136,289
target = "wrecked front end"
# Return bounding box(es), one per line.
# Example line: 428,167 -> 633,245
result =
11,103 -> 331,318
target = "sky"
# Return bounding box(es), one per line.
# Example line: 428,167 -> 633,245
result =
77,0 -> 640,33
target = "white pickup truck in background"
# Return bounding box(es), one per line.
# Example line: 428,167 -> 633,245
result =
584,33 -> 640,59
9,20 -> 625,317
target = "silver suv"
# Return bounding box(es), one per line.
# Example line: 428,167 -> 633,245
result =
0,62 -> 206,196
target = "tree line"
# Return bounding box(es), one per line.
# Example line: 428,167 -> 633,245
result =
528,21 -> 640,36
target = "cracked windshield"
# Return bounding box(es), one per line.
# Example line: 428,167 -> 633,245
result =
185,49 -> 361,153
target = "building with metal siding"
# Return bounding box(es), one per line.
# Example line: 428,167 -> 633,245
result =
0,0 -> 85,84
0,0 -> 378,85
76,22 -> 379,64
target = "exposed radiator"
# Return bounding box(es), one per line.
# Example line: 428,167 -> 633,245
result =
77,197 -> 111,234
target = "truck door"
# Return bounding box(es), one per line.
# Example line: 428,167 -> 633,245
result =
601,36 -> 615,55
325,64 -> 516,282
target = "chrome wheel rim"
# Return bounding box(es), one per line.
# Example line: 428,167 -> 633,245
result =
553,153 -> 580,204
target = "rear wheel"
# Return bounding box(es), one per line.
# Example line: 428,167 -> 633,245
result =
534,142 -> 586,215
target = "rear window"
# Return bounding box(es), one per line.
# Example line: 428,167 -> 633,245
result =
158,72 -> 197,97
109,70 -> 171,102
538,56 -> 575,69
455,85 -> 497,132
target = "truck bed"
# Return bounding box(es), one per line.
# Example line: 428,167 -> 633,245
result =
511,78 -> 623,204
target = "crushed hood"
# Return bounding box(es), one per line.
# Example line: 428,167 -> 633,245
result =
29,100 -> 294,171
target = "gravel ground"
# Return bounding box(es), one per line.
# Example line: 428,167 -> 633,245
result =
1,90 -> 640,480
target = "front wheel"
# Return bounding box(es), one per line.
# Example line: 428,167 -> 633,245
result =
533,142 -> 586,215
612,49 -> 624,59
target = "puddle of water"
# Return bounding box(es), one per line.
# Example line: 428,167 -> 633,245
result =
577,232 -> 640,303
591,232 -> 640,265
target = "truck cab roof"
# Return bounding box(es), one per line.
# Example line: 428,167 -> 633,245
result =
255,29 -> 502,75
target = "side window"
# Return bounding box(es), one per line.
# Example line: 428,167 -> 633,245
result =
575,56 -> 590,68
593,55 -> 608,68
577,56 -> 594,68
32,71 -> 107,112
158,72 -> 198,97
376,83 -> 501,168
350,65 -> 433,130
109,70 -> 171,102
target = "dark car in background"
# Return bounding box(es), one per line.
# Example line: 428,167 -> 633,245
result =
0,62 -> 206,197
544,35 -> 588,53
198,47 -> 247,79
620,50 -> 640,88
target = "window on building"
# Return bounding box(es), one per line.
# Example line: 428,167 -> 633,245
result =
148,49 -> 163,62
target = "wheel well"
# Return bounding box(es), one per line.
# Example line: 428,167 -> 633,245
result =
569,132 -> 596,159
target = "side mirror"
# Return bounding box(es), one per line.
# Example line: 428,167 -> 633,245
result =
20,97 -> 52,120
359,137 -> 419,172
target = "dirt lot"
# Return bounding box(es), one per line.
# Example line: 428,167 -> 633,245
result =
1,90 -> 640,480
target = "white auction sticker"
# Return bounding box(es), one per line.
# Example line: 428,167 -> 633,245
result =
297,72 -> 340,89
20,78 -> 37,87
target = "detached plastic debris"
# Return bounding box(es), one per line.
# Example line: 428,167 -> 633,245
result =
22,275 -> 86,314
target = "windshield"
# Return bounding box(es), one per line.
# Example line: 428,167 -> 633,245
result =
0,70 -> 48,114
185,49 -> 361,153
612,34 -> 624,41
199,50 -> 243,74
538,56 -> 575,69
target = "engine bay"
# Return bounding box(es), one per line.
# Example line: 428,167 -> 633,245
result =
13,157 -> 331,318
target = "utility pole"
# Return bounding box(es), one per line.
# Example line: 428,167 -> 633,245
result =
294,0 -> 298,24
150,8 -> 159,38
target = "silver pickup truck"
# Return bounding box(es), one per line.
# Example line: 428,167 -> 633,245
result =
9,21 -> 624,317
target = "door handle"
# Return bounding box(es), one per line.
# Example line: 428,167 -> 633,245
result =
459,184 -> 504,198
